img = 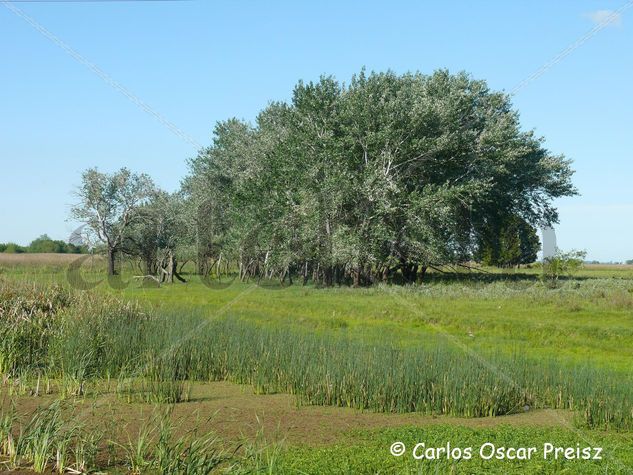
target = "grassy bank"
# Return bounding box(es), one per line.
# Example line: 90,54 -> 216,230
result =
1,279 -> 632,429
269,425 -> 633,474
4,400 -> 631,474
1,261 -> 633,473
6,260 -> 631,370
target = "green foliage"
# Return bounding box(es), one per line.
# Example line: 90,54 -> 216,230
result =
5,398 -> 630,473
71,167 -> 155,275
0,235 -> 87,254
15,402 -> 64,473
1,280 -> 633,431
478,217 -> 540,267
1,402 -> 102,473
153,414 -> 227,474
184,69 -> 576,285
0,282 -> 72,376
2,243 -> 26,253
3,270 -> 633,472
0,401 -> 231,474
27,234 -> 86,254
123,190 -> 191,281
542,249 -> 587,282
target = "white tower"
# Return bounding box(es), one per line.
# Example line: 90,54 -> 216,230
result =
541,226 -> 557,260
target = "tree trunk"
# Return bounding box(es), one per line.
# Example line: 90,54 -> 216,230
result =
144,256 -> 155,276
326,266 -> 334,286
107,248 -> 117,276
353,266 -> 360,288
173,265 -> 187,283
165,250 -> 174,283
303,261 -> 309,286
420,265 -> 428,283
197,250 -> 206,275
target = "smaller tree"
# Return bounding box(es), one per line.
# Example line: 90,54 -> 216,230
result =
28,234 -> 65,253
478,217 -> 540,268
125,191 -> 189,282
71,168 -> 154,275
542,249 -> 587,283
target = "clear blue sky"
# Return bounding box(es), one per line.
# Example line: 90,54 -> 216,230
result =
1,0 -> 631,261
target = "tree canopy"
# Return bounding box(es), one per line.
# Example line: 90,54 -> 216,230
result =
0,235 -> 87,254
71,168 -> 155,275
183,69 -> 575,285
70,69 -> 576,285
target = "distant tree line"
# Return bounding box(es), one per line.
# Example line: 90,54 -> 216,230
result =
71,69 -> 577,284
0,235 -> 88,254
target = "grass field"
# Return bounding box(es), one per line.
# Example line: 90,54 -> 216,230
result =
1,255 -> 632,473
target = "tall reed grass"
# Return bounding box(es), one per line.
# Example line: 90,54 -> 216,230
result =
0,401 -> 229,473
1,279 -> 632,431
0,401 -> 102,473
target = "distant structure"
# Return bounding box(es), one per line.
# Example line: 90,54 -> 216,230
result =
541,226 -> 557,260
68,225 -> 87,247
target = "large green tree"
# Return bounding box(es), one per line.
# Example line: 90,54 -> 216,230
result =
184,69 -> 576,285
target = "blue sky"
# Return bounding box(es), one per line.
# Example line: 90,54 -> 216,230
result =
1,0 -> 631,261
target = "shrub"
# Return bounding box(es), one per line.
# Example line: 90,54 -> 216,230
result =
542,249 -> 586,282
0,281 -> 73,375
0,236 -> 87,254
3,243 -> 26,254
27,235 -> 87,254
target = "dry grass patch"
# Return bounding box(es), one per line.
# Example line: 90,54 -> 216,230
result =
0,253 -> 95,267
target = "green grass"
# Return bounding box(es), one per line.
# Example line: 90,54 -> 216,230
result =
0,401 -> 102,473
2,279 -> 633,430
267,425 -> 633,474
0,401 -> 227,473
62,262 -> 627,371
116,275 -> 633,371
2,260 -> 633,473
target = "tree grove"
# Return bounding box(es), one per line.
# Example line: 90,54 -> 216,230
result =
183,69 -> 576,285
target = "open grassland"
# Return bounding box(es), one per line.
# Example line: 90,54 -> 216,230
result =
0,258 -> 632,473
4,258 -> 633,371
0,253 -> 96,267
120,277 -> 633,370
